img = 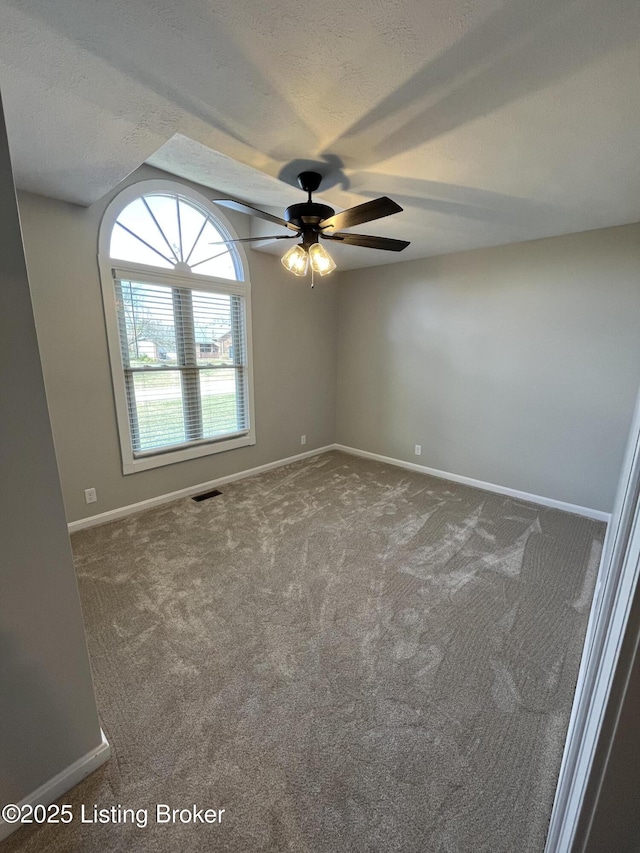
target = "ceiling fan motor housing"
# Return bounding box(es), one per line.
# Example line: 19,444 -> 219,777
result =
286,170 -> 335,243
285,202 -> 335,230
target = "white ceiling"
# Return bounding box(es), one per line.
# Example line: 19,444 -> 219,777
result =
1,0 -> 639,269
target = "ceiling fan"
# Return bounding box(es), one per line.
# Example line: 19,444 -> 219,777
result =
211,171 -> 409,281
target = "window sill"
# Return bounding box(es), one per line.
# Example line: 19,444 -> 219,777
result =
122,432 -> 256,474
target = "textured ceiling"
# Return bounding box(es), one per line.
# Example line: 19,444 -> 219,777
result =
1,0 -> 639,268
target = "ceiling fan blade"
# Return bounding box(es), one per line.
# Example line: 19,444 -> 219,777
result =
212,199 -> 299,231
319,197 -> 403,231
209,234 -> 298,244
322,232 -> 410,251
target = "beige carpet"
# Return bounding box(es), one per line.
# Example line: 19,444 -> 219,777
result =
2,451 -> 605,852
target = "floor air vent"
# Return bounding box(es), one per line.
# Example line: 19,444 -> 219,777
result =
192,489 -> 222,503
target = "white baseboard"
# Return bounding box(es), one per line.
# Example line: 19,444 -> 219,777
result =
68,446 -> 335,532
0,730 -> 110,842
69,442 -> 610,533
334,444 -> 611,523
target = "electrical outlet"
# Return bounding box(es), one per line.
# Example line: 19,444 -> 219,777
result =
414,445 -> 422,456
84,487 -> 97,504
301,434 -> 307,446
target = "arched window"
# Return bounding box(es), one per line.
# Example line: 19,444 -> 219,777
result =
99,180 -> 255,474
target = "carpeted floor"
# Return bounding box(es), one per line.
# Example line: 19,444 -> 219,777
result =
2,451 -> 605,852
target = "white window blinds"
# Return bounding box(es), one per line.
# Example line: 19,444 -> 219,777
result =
114,276 -> 248,457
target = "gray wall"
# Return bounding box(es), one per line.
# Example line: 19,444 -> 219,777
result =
17,169 -> 640,521
0,96 -> 102,805
18,166 -> 337,522
336,225 -> 640,513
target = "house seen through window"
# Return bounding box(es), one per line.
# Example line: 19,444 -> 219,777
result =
99,181 -> 255,474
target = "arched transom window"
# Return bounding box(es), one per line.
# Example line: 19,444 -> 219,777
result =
99,180 -> 255,474
110,190 -> 241,279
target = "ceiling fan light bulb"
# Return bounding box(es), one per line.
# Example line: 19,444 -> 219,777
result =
309,243 -> 337,276
281,244 -> 309,276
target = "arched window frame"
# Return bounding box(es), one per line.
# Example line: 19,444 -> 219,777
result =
98,179 -> 256,474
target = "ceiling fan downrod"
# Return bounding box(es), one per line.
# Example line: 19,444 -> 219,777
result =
285,172 -> 335,242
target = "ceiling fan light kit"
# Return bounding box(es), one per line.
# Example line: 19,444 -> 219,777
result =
281,243 -> 309,276
212,170 -> 410,285
308,243 -> 337,276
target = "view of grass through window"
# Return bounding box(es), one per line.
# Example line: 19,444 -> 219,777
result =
103,185 -> 252,470
131,371 -> 240,449
118,279 -> 246,454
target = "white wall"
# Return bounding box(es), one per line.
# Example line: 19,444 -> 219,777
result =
0,95 -> 103,806
18,166 -> 338,523
336,224 -> 640,513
